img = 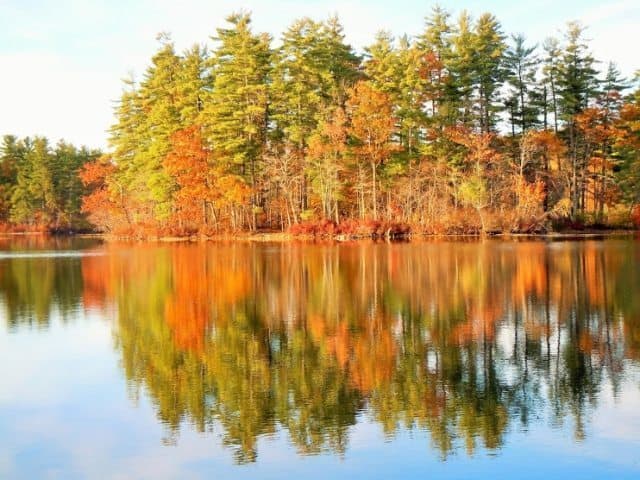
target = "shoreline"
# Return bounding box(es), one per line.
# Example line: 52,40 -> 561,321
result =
2,230 -> 637,243
52,230 -> 640,242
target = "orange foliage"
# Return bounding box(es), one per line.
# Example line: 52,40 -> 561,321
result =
347,81 -> 397,164
446,127 -> 501,170
512,245 -> 547,301
512,176 -> 546,230
163,126 -> 213,230
631,205 -> 640,228
164,249 -> 211,353
521,129 -> 566,169
617,103 -> 640,148
450,303 -> 501,345
163,246 -> 250,352
79,155 -> 131,233
80,253 -> 110,310
164,126 -> 251,233
348,326 -> 396,393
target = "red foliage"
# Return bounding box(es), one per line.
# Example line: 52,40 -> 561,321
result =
631,205 -> 640,229
163,126 -> 211,228
79,155 -> 131,233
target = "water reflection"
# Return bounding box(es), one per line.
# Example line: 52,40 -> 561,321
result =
2,239 -> 640,463
0,236 -> 100,329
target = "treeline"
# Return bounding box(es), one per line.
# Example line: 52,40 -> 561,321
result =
6,8 -> 640,236
0,135 -> 101,232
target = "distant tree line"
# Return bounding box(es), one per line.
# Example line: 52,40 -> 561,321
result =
0,135 -> 100,231
2,8 -> 640,235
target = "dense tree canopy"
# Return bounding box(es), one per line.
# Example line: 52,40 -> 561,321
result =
0,135 -> 100,231
1,8 -> 639,236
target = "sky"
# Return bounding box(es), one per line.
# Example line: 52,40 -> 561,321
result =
0,0 -> 638,150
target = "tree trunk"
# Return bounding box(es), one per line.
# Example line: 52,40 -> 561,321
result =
371,161 -> 377,220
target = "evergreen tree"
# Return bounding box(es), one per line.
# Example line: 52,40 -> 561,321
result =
136,35 -> 183,220
394,36 -> 427,160
10,136 -> 56,226
417,6 -> 453,128
448,11 -> 476,128
109,36 -> 183,222
270,16 -> 359,212
51,141 -> 99,229
473,13 -> 507,133
0,135 -> 22,222
542,37 -> 562,132
557,23 -> 599,118
318,16 -> 361,106
271,18 -> 328,165
177,44 -> 211,128
108,75 -> 142,189
557,22 -> 599,217
504,34 -> 540,134
205,12 -> 271,229
364,31 -> 399,96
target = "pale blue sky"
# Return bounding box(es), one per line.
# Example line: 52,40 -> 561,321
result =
1,0 -> 638,149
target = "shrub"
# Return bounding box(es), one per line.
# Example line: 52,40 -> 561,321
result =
632,205 -> 640,229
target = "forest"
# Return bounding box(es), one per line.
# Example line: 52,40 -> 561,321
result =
1,7 -> 640,236
0,136 -> 100,232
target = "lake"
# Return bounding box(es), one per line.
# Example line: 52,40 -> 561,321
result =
1,236 -> 639,479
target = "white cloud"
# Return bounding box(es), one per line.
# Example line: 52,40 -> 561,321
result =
1,0 -> 637,149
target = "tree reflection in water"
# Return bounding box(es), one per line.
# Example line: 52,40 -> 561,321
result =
3,239 -> 640,463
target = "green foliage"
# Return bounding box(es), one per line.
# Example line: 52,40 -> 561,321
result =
4,7 -> 638,234
557,22 -> 599,119
0,136 -> 99,229
205,13 -> 271,179
458,175 -> 488,209
504,34 -> 541,134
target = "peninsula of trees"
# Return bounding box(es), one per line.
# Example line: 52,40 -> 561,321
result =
2,7 -> 640,236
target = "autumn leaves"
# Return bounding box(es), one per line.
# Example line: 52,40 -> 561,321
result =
68,10 -> 640,236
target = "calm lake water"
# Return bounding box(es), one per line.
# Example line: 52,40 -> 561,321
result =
1,236 -> 640,479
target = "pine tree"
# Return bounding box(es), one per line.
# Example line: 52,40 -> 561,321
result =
542,37 -> 562,132
50,142 -> 100,229
504,34 -> 540,134
557,22 -> 599,217
365,33 -> 424,162
177,44 -> 211,128
319,15 -> 361,106
557,23 -> 599,118
137,35 -> 183,220
108,75 -> 141,187
0,135 -> 22,223
417,6 -> 452,128
364,31 -> 399,96
270,16 -> 359,213
10,137 -> 56,226
205,12 -> 271,229
109,36 -> 183,224
448,11 -> 476,128
473,13 -> 507,133
394,36 -> 427,161
271,18 -> 327,163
